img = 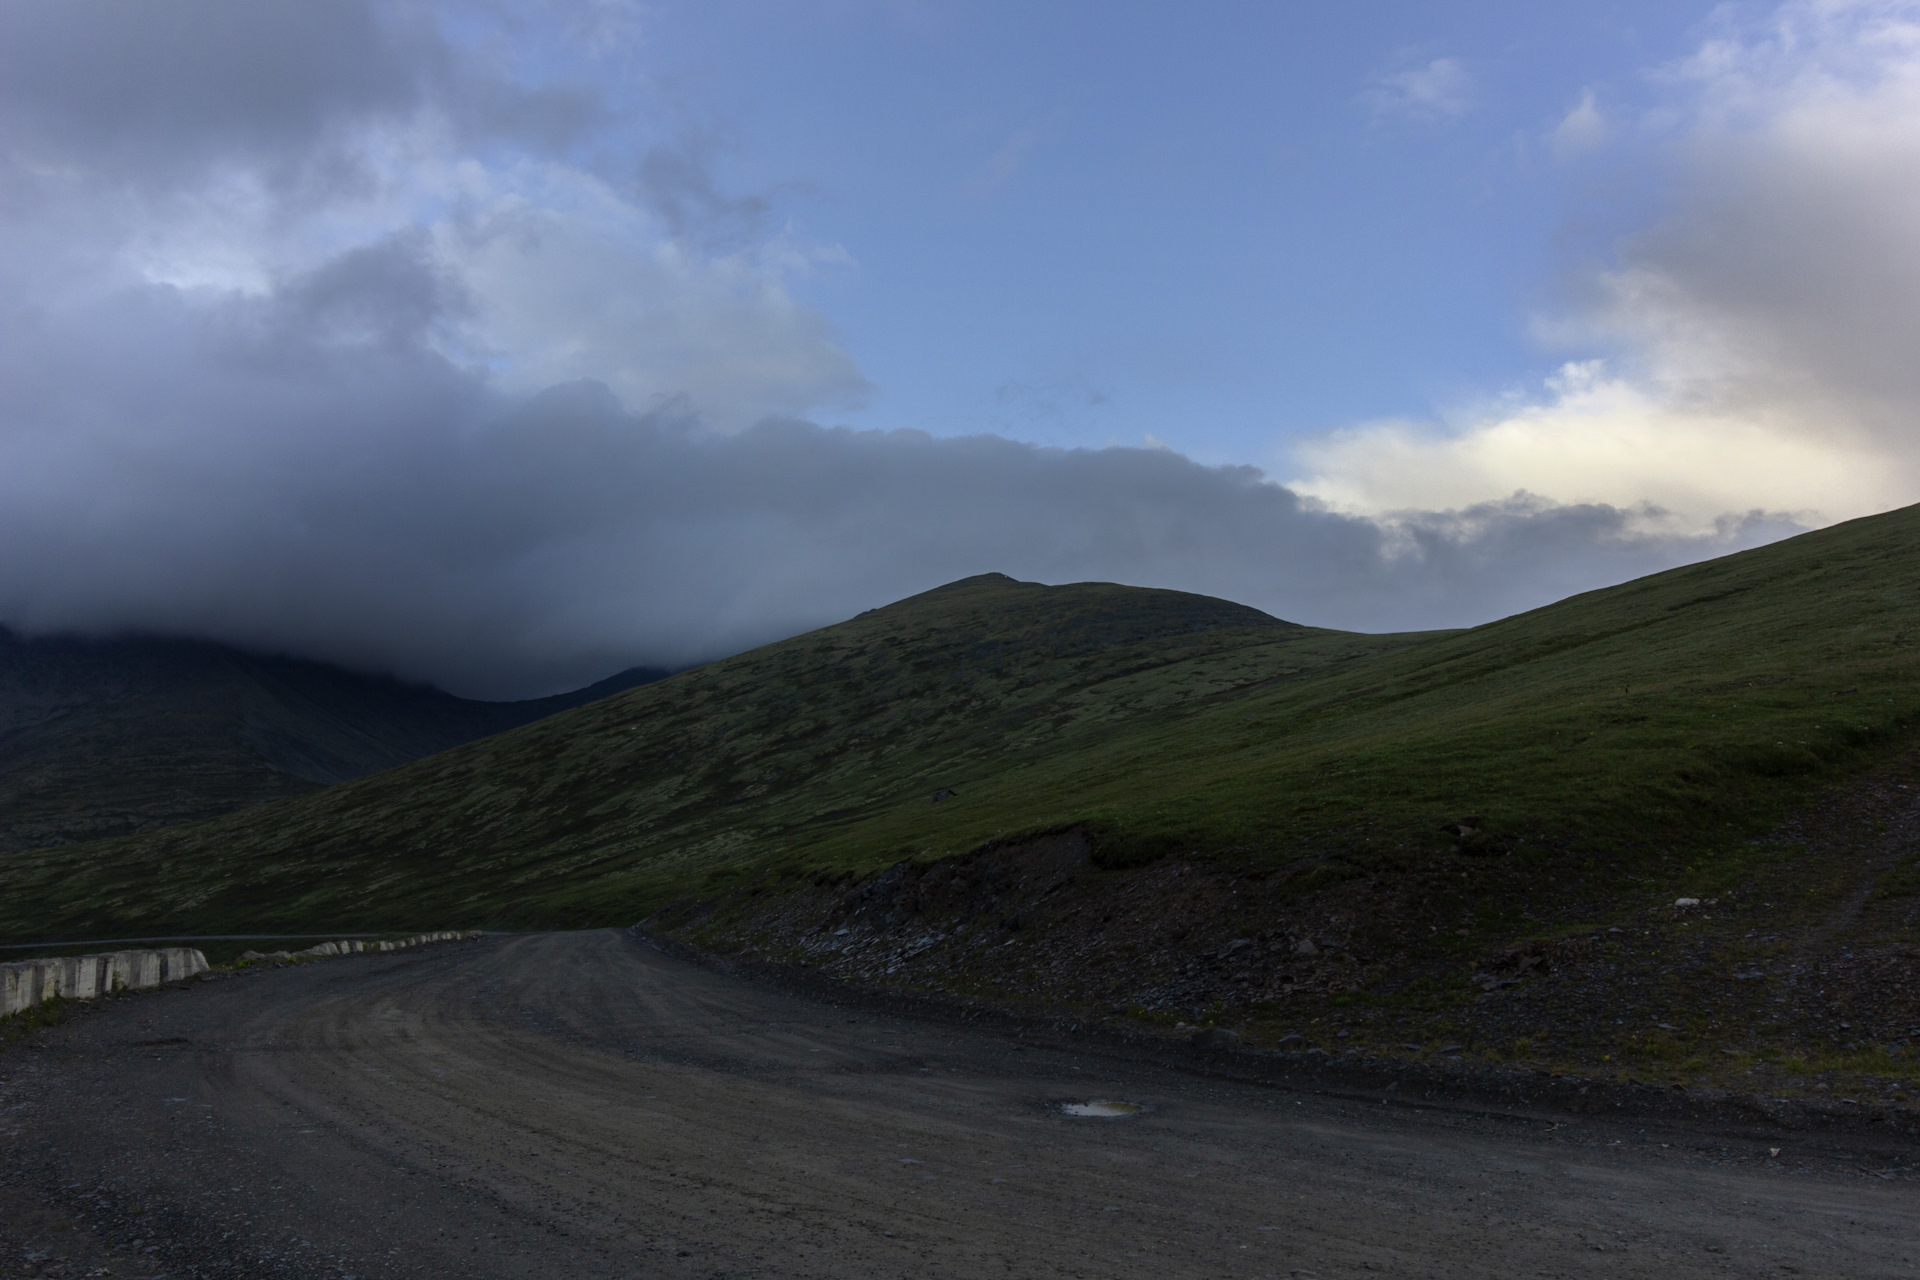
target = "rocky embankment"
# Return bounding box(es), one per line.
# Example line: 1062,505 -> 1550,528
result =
656,822 -> 1920,1105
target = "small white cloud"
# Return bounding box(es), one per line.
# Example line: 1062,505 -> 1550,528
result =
968,126 -> 1041,198
1552,89 -> 1609,158
1367,56 -> 1473,123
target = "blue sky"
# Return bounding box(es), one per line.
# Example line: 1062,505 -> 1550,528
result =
1,0 -> 1916,692
625,0 -> 1703,462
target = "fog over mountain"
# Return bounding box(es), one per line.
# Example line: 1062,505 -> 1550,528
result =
0,1 -> 1909,697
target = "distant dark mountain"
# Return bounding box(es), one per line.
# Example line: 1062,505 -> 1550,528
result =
0,630 -> 666,851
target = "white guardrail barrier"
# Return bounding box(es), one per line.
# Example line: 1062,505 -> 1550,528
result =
2,930 -> 482,1018
1,947 -> 207,1018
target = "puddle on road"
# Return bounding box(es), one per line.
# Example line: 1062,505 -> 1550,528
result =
1060,1100 -> 1143,1118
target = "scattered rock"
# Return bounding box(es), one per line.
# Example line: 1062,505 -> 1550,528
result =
1190,1027 -> 1241,1054
1443,816 -> 1507,856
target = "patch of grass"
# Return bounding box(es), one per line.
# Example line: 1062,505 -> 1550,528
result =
0,995 -> 69,1052
1871,854 -> 1920,900
1810,1045 -> 1917,1077
1626,1031 -> 1694,1063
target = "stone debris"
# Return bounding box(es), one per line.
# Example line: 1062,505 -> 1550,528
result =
674,830 -> 1380,1021
660,769 -> 1920,1089
1190,1027 -> 1241,1053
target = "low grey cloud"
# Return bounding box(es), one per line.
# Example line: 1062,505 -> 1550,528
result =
0,0 -> 592,193
639,129 -> 779,255
0,0 -> 1809,699
0,1 -> 418,169
0,234 -> 1788,696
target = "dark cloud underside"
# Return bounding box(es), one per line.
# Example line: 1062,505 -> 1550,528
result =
0,0 -> 1809,697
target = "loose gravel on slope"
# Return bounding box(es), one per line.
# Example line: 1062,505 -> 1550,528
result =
2,930 -> 1917,1279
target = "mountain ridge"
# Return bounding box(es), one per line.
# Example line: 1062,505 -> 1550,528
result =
0,628 -> 666,852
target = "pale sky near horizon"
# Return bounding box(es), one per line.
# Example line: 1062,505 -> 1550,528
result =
1,0 -> 1916,694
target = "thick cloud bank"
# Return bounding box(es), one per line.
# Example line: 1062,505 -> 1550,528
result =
1296,0 -> 1920,530
0,293 -> 1790,694
0,0 -> 1819,695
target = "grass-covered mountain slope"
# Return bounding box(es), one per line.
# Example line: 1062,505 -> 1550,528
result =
0,630 -> 665,853
0,574 -> 1397,937
5,504 -> 1920,962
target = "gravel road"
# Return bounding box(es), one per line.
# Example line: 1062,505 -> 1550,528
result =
2,930 -> 1915,1279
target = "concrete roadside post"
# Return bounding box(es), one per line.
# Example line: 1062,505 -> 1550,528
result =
2,946 -> 209,1017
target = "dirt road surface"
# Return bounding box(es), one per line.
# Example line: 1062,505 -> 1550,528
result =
2,930 -> 1915,1279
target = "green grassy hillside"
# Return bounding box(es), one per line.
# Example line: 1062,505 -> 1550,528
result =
4,504 -> 1919,945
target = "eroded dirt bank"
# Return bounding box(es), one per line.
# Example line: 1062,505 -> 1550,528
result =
3,930 -> 1917,1279
659,761 -> 1920,1101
